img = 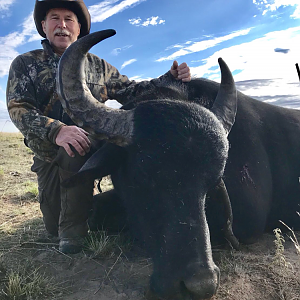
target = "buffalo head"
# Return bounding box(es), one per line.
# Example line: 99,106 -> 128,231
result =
57,30 -> 237,300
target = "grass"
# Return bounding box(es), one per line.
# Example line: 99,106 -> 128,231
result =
23,181 -> 39,200
279,220 -> 300,256
0,133 -> 63,299
0,132 -> 123,299
84,231 -> 117,258
0,132 -> 300,300
272,220 -> 300,270
272,228 -> 290,268
2,263 -> 63,300
84,230 -> 132,258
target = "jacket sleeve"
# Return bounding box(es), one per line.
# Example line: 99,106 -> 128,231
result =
6,55 -> 65,145
102,60 -> 176,105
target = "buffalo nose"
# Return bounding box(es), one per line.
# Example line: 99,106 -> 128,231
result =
182,265 -> 220,299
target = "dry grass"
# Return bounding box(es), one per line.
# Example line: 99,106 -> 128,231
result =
279,220 -> 300,256
0,132 -> 299,300
3,261 -> 64,300
0,133 -> 41,242
0,133 -> 58,299
0,132 -> 125,299
216,240 -> 300,300
84,230 -> 133,259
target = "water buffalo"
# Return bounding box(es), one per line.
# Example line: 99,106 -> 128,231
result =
57,30 -> 300,300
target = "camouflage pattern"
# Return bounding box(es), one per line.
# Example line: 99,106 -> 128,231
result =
6,39 -> 174,162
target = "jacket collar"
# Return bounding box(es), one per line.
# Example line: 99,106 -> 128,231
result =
41,39 -> 60,58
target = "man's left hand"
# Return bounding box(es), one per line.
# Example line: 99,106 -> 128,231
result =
170,61 -> 191,82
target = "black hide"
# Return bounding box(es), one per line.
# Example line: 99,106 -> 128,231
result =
187,78 -> 300,242
69,80 -> 300,300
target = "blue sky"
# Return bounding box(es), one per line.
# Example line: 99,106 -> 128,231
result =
0,0 -> 300,132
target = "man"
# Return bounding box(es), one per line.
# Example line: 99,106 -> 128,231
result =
6,0 -> 191,254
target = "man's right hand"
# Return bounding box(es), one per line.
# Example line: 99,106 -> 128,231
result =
55,125 -> 91,157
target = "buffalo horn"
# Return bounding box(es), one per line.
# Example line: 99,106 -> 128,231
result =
57,30 -> 134,146
211,58 -> 237,135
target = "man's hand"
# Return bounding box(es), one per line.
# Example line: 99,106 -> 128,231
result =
55,125 -> 91,157
170,61 -> 191,82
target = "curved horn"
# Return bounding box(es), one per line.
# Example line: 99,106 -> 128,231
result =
211,58 -> 237,135
57,29 -> 134,146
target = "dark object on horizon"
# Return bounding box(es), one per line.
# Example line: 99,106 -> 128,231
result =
274,48 -> 290,54
296,63 -> 300,81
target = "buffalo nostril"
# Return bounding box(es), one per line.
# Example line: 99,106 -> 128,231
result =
182,267 -> 220,299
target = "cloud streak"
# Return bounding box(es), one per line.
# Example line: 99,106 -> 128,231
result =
121,58 -> 137,69
89,0 -> 146,23
156,28 -> 252,62
111,45 -> 132,56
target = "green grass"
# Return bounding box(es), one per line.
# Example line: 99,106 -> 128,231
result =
1,261 -> 64,300
84,231 -> 132,258
272,228 -> 291,268
23,181 -> 39,199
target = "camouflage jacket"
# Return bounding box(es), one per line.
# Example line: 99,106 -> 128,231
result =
6,39 -> 175,162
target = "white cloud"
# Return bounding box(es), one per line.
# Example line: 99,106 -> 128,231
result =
190,26 -> 300,81
111,45 -> 132,56
22,13 -> 41,42
0,33 -> 23,77
0,0 -> 15,18
129,75 -> 153,82
189,36 -> 300,108
89,0 -> 146,23
129,16 -> 165,27
291,5 -> 300,18
129,17 -> 141,25
156,28 -> 252,62
253,0 -> 300,18
111,48 -> 122,56
0,11 -> 40,77
0,0 -> 15,11
121,58 -> 137,69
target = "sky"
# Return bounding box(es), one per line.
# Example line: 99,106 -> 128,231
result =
0,0 -> 300,132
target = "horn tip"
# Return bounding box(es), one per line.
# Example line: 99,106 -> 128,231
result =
218,57 -> 225,67
105,29 -> 116,37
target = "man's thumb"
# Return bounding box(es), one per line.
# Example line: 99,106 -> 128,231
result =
172,60 -> 178,70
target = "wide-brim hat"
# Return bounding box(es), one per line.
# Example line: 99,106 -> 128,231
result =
34,0 -> 91,39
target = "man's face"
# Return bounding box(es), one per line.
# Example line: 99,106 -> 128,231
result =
41,8 -> 81,55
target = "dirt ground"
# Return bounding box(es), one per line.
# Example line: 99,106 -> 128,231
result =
0,132 -> 299,300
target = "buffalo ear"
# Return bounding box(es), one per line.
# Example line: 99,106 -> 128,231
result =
62,143 -> 126,188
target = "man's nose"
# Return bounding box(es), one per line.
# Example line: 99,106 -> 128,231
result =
57,19 -> 66,28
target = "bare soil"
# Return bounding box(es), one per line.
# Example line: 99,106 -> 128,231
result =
0,132 -> 299,300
